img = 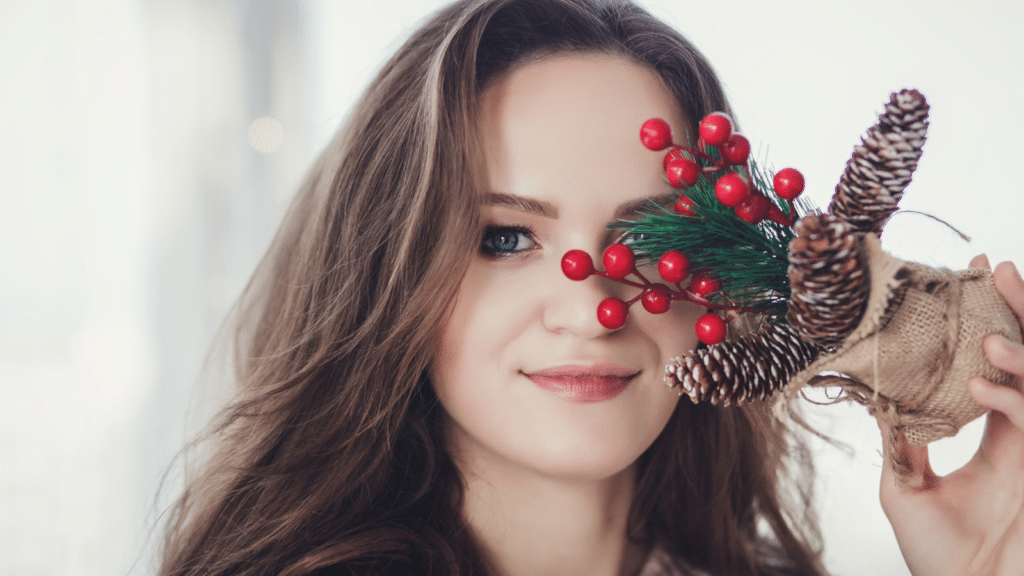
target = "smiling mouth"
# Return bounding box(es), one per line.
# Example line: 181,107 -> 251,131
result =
523,364 -> 640,403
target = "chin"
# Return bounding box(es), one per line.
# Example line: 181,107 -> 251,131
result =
531,453 -> 641,482
512,417 -> 665,482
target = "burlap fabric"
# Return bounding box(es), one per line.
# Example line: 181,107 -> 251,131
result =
773,234 -> 1022,483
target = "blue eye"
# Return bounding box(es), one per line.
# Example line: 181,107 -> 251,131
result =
618,232 -> 651,246
481,226 -> 537,256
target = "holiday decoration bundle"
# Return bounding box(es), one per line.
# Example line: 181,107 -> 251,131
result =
560,89 -> 1022,484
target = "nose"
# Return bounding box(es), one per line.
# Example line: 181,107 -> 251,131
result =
542,251 -> 625,339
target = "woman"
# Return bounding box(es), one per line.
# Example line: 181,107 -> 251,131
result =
159,1 -> 1024,575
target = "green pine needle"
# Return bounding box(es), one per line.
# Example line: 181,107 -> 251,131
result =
613,161 -> 815,320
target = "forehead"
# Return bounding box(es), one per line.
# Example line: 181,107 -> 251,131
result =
479,51 -> 685,130
476,52 -> 688,206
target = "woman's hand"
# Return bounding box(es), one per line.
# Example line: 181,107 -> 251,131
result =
877,256 -> 1024,576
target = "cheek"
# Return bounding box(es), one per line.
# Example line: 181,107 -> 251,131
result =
637,296 -> 703,363
430,262 -> 535,405
633,301 -> 701,424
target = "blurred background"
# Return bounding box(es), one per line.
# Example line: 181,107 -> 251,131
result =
1,0 -> 1022,574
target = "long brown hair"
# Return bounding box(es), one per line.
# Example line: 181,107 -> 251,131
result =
159,1 -> 826,575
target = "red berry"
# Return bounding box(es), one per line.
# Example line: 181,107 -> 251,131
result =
698,112 -> 733,147
658,250 -> 690,283
674,194 -> 696,216
561,250 -> 594,281
688,273 -> 720,296
695,313 -> 727,345
719,134 -> 750,165
665,158 -> 700,188
640,118 -> 673,151
602,243 -> 635,280
641,288 -> 671,314
597,297 -> 629,330
734,193 -> 770,224
773,168 -> 805,200
663,147 -> 684,170
767,204 -> 793,226
714,173 -> 749,207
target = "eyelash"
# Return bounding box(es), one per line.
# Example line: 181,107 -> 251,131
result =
480,225 -> 539,257
479,218 -> 652,259
614,230 -> 651,246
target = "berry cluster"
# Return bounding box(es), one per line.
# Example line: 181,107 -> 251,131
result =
561,113 -> 806,345
642,114 -> 805,226
561,244 -> 751,344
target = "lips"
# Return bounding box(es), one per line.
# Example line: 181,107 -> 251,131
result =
524,363 -> 640,403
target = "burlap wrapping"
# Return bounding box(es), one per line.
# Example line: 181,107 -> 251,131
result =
773,234 -> 1022,483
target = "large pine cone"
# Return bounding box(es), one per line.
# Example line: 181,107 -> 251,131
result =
787,214 -> 868,347
665,323 -> 823,406
829,89 -> 929,236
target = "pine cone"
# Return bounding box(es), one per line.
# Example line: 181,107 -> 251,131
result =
787,213 -> 868,347
665,323 -> 823,406
829,89 -> 929,236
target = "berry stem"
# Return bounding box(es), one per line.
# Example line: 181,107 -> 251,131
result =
630,268 -> 652,286
595,265 -> 761,314
618,278 -> 648,289
671,145 -> 722,169
673,290 -> 761,313
593,269 -> 648,289
768,199 -> 798,227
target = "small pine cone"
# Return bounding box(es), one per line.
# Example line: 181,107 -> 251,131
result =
664,323 -> 823,406
787,213 -> 868,346
829,89 -> 929,236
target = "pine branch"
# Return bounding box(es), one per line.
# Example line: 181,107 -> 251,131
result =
613,161 -> 813,320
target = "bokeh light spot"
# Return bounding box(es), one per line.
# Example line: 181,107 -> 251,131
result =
247,116 -> 284,153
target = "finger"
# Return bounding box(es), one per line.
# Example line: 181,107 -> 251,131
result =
899,430 -> 934,482
983,334 -> 1024,378
878,418 -> 901,500
970,253 -> 991,269
969,377 -> 1024,435
992,261 -> 1024,325
878,417 -> 936,490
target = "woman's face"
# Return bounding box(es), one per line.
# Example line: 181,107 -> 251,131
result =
431,53 -> 701,481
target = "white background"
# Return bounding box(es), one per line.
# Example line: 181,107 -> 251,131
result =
2,1 -> 1022,575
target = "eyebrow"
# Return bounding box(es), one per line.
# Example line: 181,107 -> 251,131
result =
483,192 -> 558,218
614,193 -> 676,219
483,191 -> 676,220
